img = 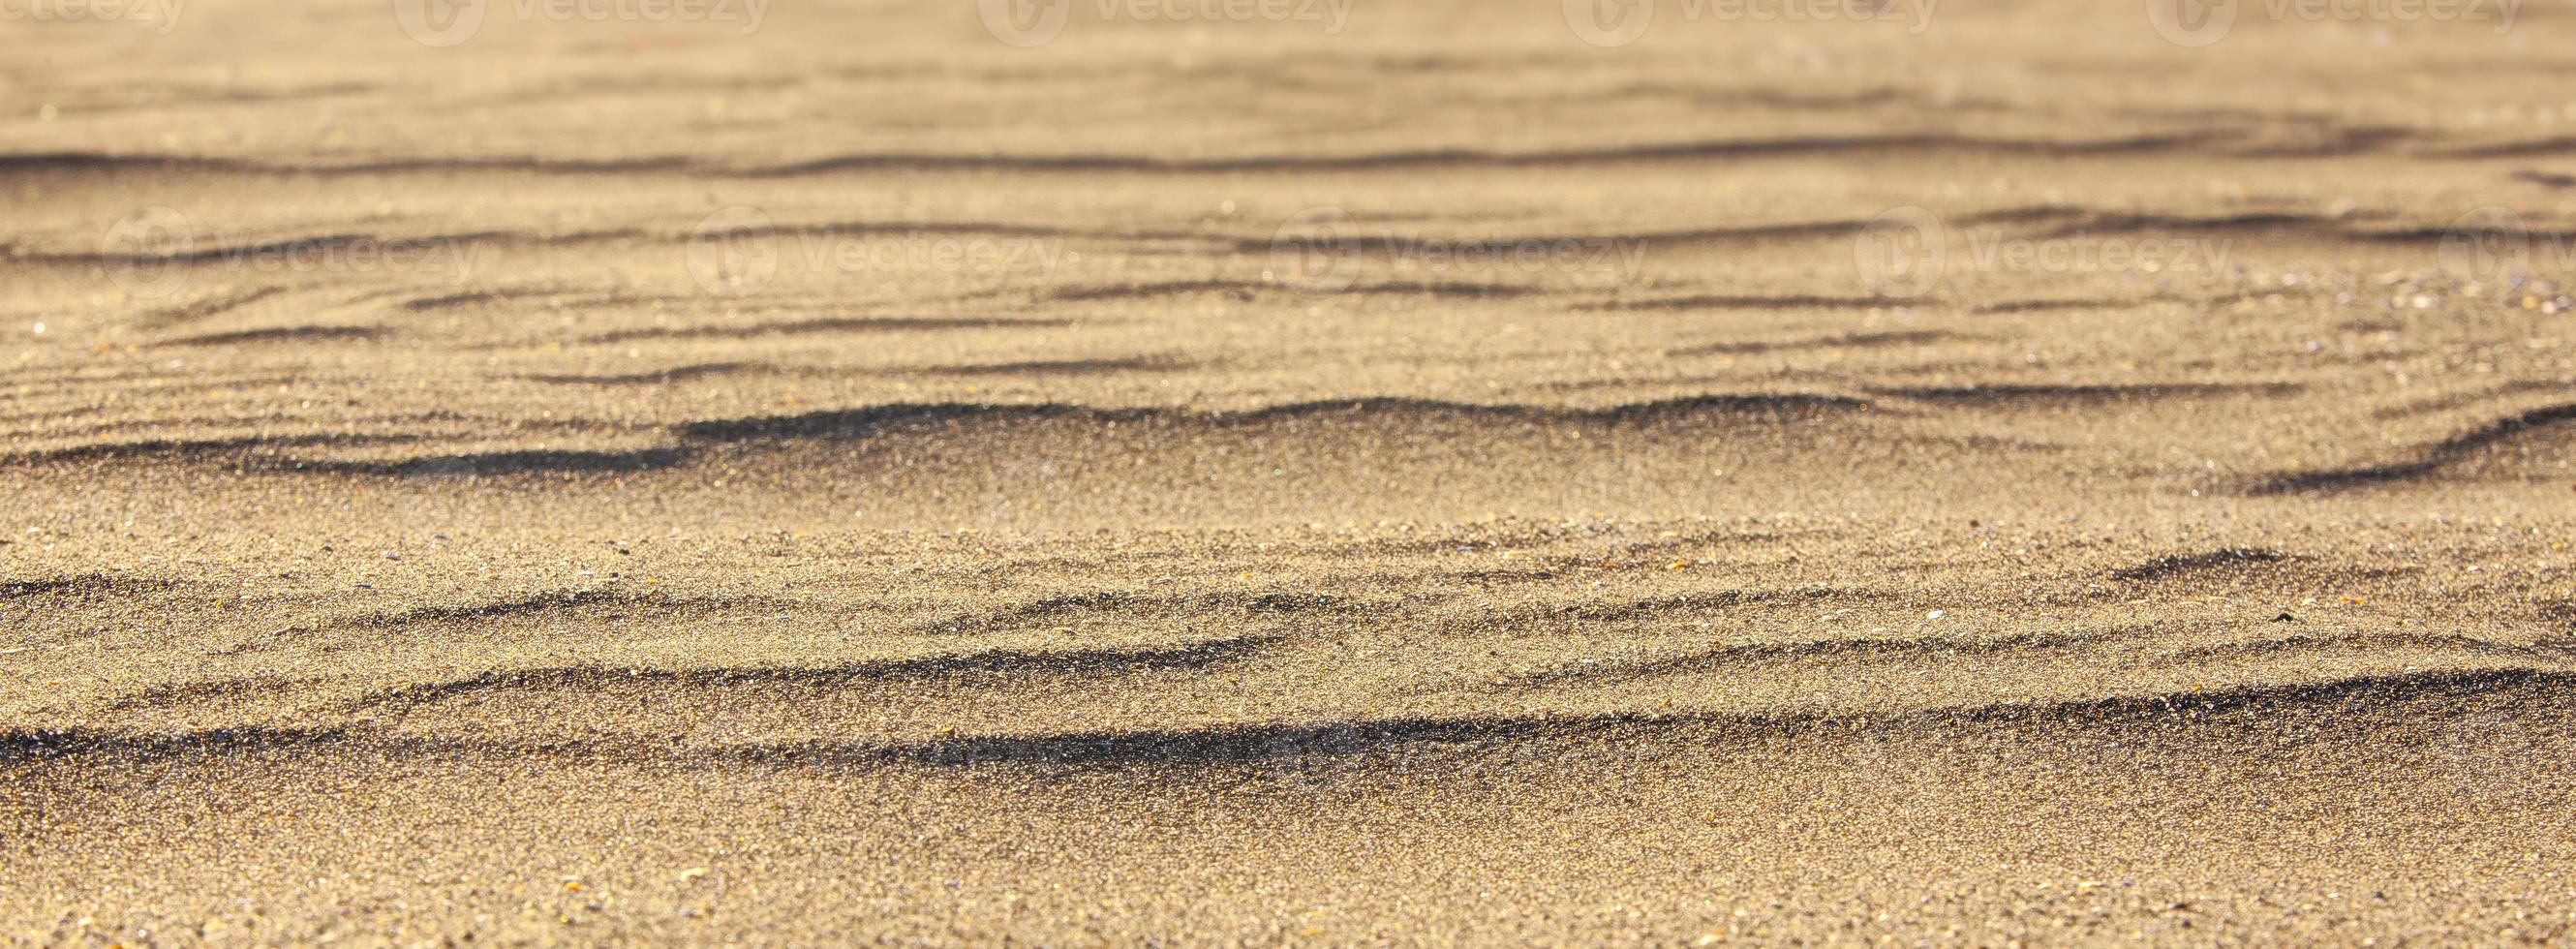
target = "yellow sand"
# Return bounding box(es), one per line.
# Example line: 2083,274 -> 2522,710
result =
6,0 -> 2576,942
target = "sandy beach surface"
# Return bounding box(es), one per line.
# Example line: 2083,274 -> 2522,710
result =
7,0 -> 2576,942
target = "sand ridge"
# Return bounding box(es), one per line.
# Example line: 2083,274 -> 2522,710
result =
7,0 -> 2576,942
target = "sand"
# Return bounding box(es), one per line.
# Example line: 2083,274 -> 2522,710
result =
6,0 -> 2576,942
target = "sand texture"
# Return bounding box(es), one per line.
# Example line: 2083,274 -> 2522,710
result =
7,0 -> 2576,942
